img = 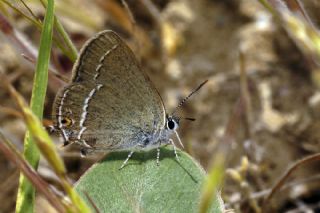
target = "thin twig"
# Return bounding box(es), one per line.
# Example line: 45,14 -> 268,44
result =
271,0 -> 316,29
139,0 -> 162,24
263,153 -> 320,212
120,0 -> 136,27
0,105 -> 23,118
239,50 -> 253,139
0,130 -> 66,212
19,0 -> 41,23
83,191 -> 101,213
227,173 -> 320,207
1,0 -> 42,28
21,54 -> 69,83
39,0 -> 78,62
120,0 -> 141,60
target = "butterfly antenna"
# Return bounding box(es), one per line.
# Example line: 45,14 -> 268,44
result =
183,117 -> 196,121
172,80 -> 208,116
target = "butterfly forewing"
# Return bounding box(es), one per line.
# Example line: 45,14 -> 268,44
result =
53,31 -> 166,150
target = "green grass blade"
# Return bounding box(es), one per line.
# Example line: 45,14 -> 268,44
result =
15,1 -> 55,212
54,17 -> 78,61
1,0 -> 77,62
49,21 -> 78,61
0,131 -> 67,213
4,76 -> 91,212
199,152 -> 225,213
41,0 -> 78,61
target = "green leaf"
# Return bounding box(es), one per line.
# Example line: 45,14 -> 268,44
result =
75,147 -> 223,213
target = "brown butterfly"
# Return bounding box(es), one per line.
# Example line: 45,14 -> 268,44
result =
52,30 -> 207,169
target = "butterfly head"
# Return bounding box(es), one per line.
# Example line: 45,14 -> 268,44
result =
166,80 -> 208,132
166,115 -> 180,132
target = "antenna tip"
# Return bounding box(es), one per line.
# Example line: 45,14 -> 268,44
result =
184,117 -> 196,121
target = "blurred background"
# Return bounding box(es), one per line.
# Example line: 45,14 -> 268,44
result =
0,0 -> 320,212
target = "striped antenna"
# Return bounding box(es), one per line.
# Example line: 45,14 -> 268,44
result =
172,80 -> 208,116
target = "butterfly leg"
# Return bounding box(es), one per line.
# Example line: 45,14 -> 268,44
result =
120,151 -> 134,170
169,139 -> 180,161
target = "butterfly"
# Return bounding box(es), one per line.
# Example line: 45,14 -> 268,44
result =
52,30 -> 207,169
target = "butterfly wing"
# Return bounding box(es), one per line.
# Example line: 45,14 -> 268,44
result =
53,31 -> 166,150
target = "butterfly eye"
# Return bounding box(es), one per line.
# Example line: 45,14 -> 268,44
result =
168,120 -> 175,130
167,118 -> 179,131
61,117 -> 73,127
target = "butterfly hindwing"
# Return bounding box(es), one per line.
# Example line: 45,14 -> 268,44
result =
53,31 -> 166,150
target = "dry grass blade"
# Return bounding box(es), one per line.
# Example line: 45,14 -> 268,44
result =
139,0 -> 161,22
1,0 -> 77,64
120,0 -> 136,27
0,131 -> 67,213
198,152 -> 225,213
0,105 -> 23,118
21,53 -> 68,83
239,50 -> 253,139
270,0 -> 315,28
0,10 -> 64,91
199,85 -> 246,212
39,0 -> 78,62
19,0 -> 41,23
259,0 -> 320,63
282,13 -> 320,62
1,75 -> 91,213
83,191 -> 101,213
0,0 -> 42,27
263,153 -> 320,212
0,12 -> 38,61
96,0 -> 152,55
